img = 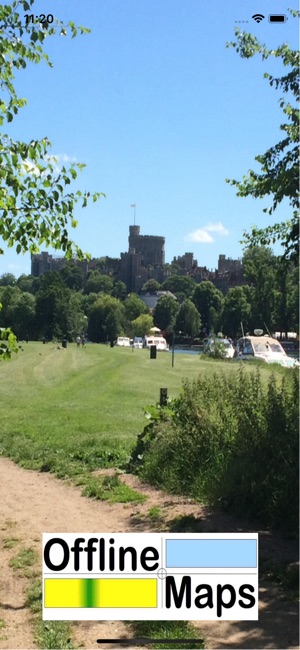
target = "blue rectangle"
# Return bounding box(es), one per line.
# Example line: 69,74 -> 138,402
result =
166,539 -> 257,568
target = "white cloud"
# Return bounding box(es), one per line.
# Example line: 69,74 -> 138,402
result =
185,229 -> 214,243
45,153 -> 77,175
52,153 -> 77,165
204,222 -> 229,236
185,221 -> 229,244
21,160 -> 40,176
21,153 -> 77,177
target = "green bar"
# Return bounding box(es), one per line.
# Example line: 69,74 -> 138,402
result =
84,579 -> 96,607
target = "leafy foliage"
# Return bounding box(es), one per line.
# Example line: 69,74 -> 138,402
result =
175,299 -> 201,337
0,0 -> 104,261
203,336 -> 229,359
84,271 -> 113,295
192,281 -> 223,334
242,246 -> 277,331
162,275 -> 196,298
142,279 -> 161,293
131,368 -> 299,536
221,286 -> 252,339
153,294 -> 179,332
131,313 -> 154,337
87,294 -> 125,342
226,23 -> 299,261
124,293 -> 148,321
0,325 -> 19,359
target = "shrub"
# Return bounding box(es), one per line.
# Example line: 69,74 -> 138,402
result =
130,368 -> 299,536
203,336 -> 229,359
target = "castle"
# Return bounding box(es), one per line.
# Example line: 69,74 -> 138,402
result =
31,225 -> 244,293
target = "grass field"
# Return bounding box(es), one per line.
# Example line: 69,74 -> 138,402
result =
0,341 -> 284,482
0,342 -> 296,649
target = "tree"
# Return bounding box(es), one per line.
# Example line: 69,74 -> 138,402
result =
16,274 -> 35,293
0,285 -> 22,325
192,282 -> 223,334
8,292 -> 36,339
123,294 -> 148,322
59,262 -> 84,291
162,275 -> 196,298
84,272 -> 113,295
175,299 -> 201,338
153,295 -> 179,332
112,281 -> 127,301
66,292 -> 87,339
131,314 -> 154,338
0,0 -> 103,261
221,286 -> 252,339
272,261 -> 299,335
242,247 -> 276,331
0,273 -> 17,286
35,272 -> 72,339
285,264 -> 299,332
142,279 -> 161,293
93,257 -> 108,272
226,22 -> 299,261
0,0 -> 104,357
87,295 -> 124,343
82,292 -> 99,316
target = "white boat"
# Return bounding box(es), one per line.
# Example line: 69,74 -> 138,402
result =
144,336 -> 169,351
116,336 -> 131,347
133,337 -> 143,349
203,337 -> 235,359
235,335 -> 299,368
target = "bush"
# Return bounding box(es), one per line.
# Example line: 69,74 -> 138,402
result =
130,368 -> 299,536
203,336 -> 229,359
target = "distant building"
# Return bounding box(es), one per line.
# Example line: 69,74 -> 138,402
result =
30,231 -> 244,296
139,290 -> 177,312
214,254 -> 245,294
31,252 -> 88,277
128,226 -> 165,267
118,225 -> 165,292
171,252 -> 197,272
218,254 -> 242,275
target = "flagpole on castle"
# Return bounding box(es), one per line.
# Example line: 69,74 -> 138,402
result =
130,203 -> 136,226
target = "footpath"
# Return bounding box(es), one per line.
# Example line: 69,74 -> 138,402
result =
0,457 -> 298,650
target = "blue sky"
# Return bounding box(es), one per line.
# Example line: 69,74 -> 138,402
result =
1,0 -> 298,276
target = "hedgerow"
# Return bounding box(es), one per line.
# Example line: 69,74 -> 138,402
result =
129,367 -> 299,536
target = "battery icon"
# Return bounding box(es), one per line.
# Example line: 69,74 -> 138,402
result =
268,14 -> 287,22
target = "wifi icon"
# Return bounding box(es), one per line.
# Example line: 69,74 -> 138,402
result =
252,14 -> 265,22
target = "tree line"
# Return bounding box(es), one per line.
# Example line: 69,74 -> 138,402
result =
0,246 -> 298,343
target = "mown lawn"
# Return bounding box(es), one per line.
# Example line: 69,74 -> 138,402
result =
0,342 -> 284,478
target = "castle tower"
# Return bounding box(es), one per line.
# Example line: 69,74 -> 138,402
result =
128,225 -> 140,251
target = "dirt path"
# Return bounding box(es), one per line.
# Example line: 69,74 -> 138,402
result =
0,457 -> 298,650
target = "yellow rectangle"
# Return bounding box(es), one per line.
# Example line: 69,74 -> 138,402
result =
99,578 -> 157,608
44,579 -> 82,608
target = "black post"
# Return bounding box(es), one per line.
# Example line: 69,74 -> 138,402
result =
172,331 -> 175,368
160,388 -> 168,406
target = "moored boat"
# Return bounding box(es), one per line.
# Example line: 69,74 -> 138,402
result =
235,334 -> 299,368
144,335 -> 169,351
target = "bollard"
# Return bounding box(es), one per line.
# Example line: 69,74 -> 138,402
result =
150,345 -> 157,359
160,388 -> 168,406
